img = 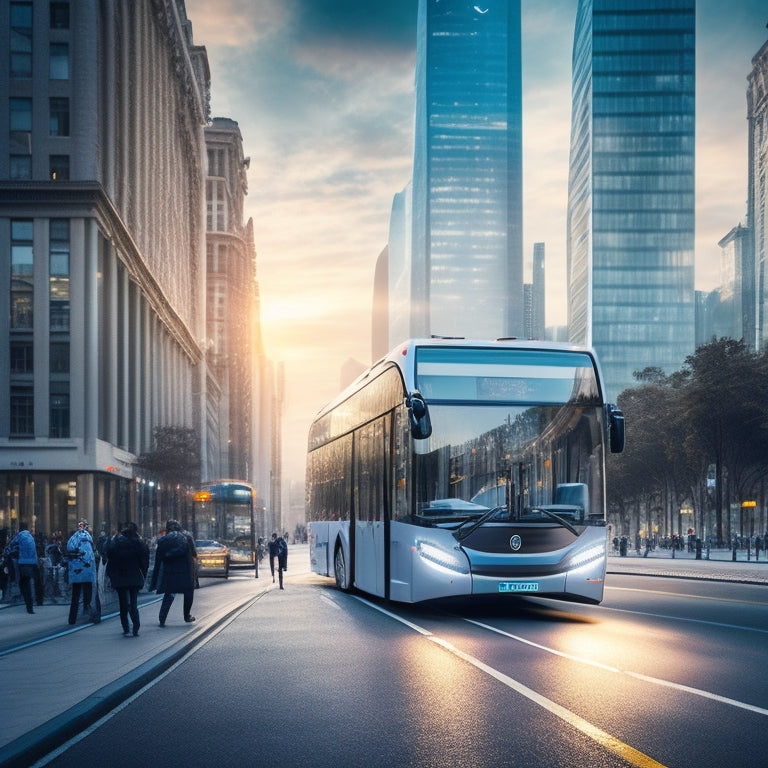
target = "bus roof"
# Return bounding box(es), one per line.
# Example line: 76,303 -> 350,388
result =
312,338 -> 606,421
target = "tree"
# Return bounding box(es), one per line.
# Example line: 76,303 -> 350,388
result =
136,427 -> 202,524
679,339 -> 768,543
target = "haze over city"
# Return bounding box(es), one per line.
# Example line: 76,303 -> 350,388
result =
185,0 -> 768,480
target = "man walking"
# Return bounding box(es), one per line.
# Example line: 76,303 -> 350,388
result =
149,520 -> 197,626
8,523 -> 39,614
268,532 -> 288,589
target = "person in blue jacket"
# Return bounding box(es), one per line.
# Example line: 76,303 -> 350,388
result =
67,519 -> 97,624
8,523 -> 39,614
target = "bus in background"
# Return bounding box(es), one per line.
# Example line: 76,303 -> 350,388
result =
193,480 -> 257,568
306,338 -> 624,605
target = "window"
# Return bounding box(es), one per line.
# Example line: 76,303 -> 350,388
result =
50,382 -> 69,438
49,42 -> 69,79
10,97 -> 32,132
10,341 -> 33,374
50,219 -> 70,330
50,97 -> 69,136
50,155 -> 69,180
10,385 -> 34,436
10,2 -> 33,78
11,220 -> 34,329
50,2 -> 69,29
50,342 -> 69,373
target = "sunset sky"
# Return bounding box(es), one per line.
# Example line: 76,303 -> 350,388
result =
184,0 -> 768,480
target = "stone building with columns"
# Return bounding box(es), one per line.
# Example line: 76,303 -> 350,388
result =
0,1 -> 213,542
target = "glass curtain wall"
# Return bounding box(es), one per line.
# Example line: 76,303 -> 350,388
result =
568,0 -> 695,399
412,0 -> 524,340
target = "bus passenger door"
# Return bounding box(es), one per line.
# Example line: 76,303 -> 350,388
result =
353,418 -> 389,598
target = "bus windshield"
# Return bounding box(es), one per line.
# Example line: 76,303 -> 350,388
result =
402,401 -> 606,530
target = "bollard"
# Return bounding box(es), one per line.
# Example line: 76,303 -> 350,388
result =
732,546 -> 737,561
695,538 -> 702,560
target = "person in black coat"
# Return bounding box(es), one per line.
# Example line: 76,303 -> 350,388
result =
268,532 -> 288,589
149,519 -> 197,626
105,521 -> 150,636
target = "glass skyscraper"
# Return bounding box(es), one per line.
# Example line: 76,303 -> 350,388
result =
407,0 -> 523,340
567,0 -> 695,398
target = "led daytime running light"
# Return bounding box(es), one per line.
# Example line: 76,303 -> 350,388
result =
417,541 -> 469,574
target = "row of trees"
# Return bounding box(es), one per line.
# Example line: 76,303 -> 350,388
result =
607,338 -> 768,545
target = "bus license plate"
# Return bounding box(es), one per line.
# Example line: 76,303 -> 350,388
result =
499,582 -> 539,593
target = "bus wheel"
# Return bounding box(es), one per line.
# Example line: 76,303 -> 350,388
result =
334,545 -> 348,591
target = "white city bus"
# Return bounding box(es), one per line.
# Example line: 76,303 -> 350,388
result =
307,338 -> 624,604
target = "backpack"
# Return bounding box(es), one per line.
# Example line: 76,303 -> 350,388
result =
162,531 -> 189,559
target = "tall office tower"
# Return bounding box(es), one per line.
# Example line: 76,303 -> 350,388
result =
748,39 -> 768,348
204,118 -> 274,528
0,2 -> 209,537
531,242 -> 546,339
409,0 -> 524,339
567,0 -> 695,398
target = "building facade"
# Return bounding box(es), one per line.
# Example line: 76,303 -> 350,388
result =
203,117 -> 276,536
1,1 -> 207,544
567,0 -> 695,398
529,241 -> 545,340
748,39 -> 768,349
396,0 -> 524,341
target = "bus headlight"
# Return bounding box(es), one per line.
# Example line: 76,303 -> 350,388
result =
415,540 -> 470,574
566,543 -> 605,570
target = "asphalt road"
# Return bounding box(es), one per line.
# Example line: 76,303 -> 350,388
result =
34,570 -> 768,768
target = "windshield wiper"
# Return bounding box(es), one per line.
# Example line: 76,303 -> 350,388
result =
453,506 -> 507,542
532,507 -> 579,537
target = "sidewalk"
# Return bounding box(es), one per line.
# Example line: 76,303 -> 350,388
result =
607,547 -> 768,584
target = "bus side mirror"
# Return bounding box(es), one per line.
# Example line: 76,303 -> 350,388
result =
606,404 -> 625,453
408,391 -> 432,440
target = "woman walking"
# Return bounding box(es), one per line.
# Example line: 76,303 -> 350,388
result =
67,520 -> 97,625
105,522 -> 150,636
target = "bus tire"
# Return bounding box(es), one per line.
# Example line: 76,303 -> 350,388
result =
334,544 -> 349,591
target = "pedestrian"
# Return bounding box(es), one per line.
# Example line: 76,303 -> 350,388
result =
149,519 -> 197,626
8,523 -> 39,614
66,519 -> 98,625
268,532 -> 288,589
105,521 -> 150,636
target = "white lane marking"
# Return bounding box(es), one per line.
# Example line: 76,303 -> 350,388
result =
606,585 -> 768,608
597,604 -> 768,635
465,619 -> 620,672
354,596 -> 668,768
464,618 -> 768,718
625,672 -> 768,717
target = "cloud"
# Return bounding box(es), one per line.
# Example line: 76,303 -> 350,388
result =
185,0 -> 287,46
